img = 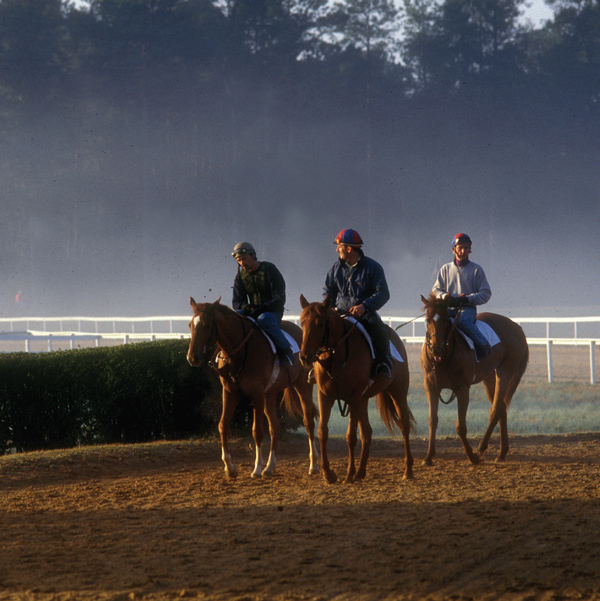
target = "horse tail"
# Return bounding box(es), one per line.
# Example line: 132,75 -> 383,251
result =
282,387 -> 303,416
376,391 -> 415,436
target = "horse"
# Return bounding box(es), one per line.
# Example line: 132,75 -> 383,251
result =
420,293 -> 529,465
299,294 -> 415,483
187,297 -> 319,478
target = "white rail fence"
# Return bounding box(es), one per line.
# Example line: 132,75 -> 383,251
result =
1,315 -> 599,384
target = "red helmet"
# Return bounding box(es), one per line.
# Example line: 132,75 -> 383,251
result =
334,229 -> 363,247
452,233 -> 472,247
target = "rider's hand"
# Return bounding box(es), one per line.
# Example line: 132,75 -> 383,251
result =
349,304 -> 366,318
242,303 -> 257,316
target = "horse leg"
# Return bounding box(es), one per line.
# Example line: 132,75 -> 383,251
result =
388,385 -> 414,480
262,393 -> 281,477
295,381 -> 320,475
455,387 -> 480,465
318,394 -> 337,484
251,397 -> 266,478
219,391 -> 239,478
477,373 -> 498,459
479,372 -> 511,462
423,376 -> 439,466
344,408 -> 360,483
354,399 -> 372,483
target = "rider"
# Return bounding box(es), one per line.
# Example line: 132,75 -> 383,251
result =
432,233 -> 492,360
231,242 -> 294,365
324,229 -> 392,378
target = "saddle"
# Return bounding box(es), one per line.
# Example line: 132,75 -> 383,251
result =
343,316 -> 404,363
450,317 -> 501,351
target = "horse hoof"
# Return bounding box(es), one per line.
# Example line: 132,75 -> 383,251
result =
226,469 -> 238,479
251,471 -> 262,478
494,455 -> 507,463
422,458 -> 433,467
469,455 -> 481,466
308,468 -> 320,476
324,471 -> 338,484
262,469 -> 275,478
403,471 -> 414,481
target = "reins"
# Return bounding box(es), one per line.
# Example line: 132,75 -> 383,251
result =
207,312 -> 255,383
314,312 -> 357,418
427,307 -> 463,405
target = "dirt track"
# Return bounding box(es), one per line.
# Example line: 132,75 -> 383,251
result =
1,432 -> 599,601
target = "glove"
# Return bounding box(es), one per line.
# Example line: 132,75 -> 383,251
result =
448,296 -> 469,308
242,303 -> 258,317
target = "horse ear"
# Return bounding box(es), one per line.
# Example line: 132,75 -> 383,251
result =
190,297 -> 197,308
213,296 -> 222,306
420,294 -> 428,306
323,294 -> 331,309
300,294 -> 309,309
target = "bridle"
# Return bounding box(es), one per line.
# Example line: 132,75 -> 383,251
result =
425,308 -> 462,405
305,309 -> 357,417
310,310 -> 356,370
192,309 -> 254,383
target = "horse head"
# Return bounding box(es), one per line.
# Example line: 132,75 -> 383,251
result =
421,293 -> 452,363
187,296 -> 221,366
299,294 -> 332,367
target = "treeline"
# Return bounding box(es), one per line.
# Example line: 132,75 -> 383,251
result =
1,0 -> 598,314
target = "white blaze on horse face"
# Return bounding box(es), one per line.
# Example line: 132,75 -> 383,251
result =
433,314 -> 441,323
192,315 -> 201,329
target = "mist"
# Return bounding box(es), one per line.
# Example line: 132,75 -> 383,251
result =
3,99 -> 599,321
1,2 -> 599,321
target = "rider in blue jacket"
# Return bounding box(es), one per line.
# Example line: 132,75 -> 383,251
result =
324,229 -> 392,378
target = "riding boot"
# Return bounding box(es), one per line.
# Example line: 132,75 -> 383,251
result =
476,342 -> 491,361
362,314 -> 392,378
277,346 -> 295,366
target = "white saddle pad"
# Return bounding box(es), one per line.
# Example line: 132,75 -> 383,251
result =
452,318 -> 501,350
247,318 -> 300,355
344,316 -> 404,363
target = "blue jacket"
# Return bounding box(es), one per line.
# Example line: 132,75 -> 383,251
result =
324,253 -> 390,314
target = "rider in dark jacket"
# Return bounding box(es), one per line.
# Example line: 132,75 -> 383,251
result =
231,241 -> 294,365
324,229 -> 392,378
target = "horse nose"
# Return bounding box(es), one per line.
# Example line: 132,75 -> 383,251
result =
187,351 -> 197,366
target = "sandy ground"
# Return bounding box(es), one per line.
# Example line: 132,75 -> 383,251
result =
1,431 -> 599,601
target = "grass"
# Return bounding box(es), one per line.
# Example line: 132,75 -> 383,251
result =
325,377 -> 600,438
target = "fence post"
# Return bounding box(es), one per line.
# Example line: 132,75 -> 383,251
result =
547,340 -> 553,383
590,341 -> 596,385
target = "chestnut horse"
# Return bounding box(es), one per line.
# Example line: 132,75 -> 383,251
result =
299,295 -> 415,483
420,293 -> 529,465
187,298 -> 319,478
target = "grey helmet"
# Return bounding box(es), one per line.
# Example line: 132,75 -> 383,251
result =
232,242 -> 256,258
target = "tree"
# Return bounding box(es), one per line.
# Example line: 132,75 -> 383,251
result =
402,0 -> 527,103
539,0 -> 600,114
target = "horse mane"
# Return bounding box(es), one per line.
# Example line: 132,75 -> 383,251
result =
192,299 -> 238,319
422,292 -> 449,320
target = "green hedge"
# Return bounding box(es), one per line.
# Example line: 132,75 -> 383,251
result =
0,340 -> 305,454
0,340 -> 226,453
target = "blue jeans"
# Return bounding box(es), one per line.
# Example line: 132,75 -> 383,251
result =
236,310 -> 290,351
448,307 -> 488,350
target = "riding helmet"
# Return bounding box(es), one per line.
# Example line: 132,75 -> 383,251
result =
232,242 -> 256,258
334,229 -> 363,247
452,233 -> 472,248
